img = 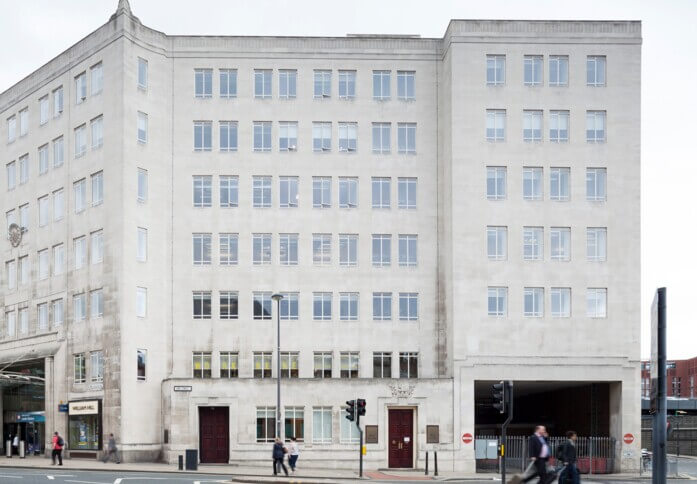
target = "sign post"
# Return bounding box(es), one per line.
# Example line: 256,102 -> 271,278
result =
651,288 -> 667,484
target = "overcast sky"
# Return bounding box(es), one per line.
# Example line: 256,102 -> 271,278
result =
1,0 -> 695,359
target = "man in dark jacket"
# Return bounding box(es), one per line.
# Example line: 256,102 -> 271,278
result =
558,431 -> 579,484
523,425 -> 551,483
272,438 -> 288,476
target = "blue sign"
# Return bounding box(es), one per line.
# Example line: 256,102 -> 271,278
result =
16,412 -> 45,422
58,404 -> 69,412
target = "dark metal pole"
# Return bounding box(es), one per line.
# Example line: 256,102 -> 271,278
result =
434,450 -> 438,476
272,294 -> 283,440
425,450 -> 429,475
652,288 -> 667,484
501,381 -> 514,484
358,423 -> 363,478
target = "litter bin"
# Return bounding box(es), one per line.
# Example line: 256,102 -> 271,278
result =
5,441 -> 11,458
185,449 -> 198,471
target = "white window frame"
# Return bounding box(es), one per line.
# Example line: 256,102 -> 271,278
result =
523,287 -> 544,317
312,233 -> 332,266
397,70 -> 415,100
372,177 -> 390,209
91,230 -> 104,265
219,121 -> 238,152
549,55 -> 569,87
551,287 -> 571,318
398,177 -> 417,209
397,122 -> 416,154
488,287 -> 507,317
38,144 -> 49,175
550,167 -> 570,201
523,227 -> 544,261
278,122 -> 298,152
90,289 -> 104,319
312,407 -> 333,444
587,56 -> 606,87
486,109 -> 506,141
253,121 -> 272,152
486,55 -> 505,86
137,112 -> 148,143
586,168 -> 607,202
192,232 -> 211,266
338,70 -> 356,99
136,287 -> 147,318
313,70 -> 331,98
338,122 -> 357,152
586,110 -> 606,143
550,227 -> 571,261
339,234 -> 358,267
338,177 -> 358,209
91,171 -> 103,206
372,122 -> 391,154
372,292 -> 392,320
522,110 -> 542,142
219,175 -> 238,208
254,69 -> 272,99
279,233 -> 299,266
313,292 -> 332,321
587,227 -> 607,261
339,292 -> 359,321
252,233 -> 272,265
39,96 -> 49,125
372,70 -> 391,100
372,234 -> 391,267
53,136 -> 64,167
137,168 -> 148,202
312,122 -> 332,152
549,110 -> 570,142
194,68 -> 213,98
278,69 -> 296,99
253,292 -> 272,320
523,55 -> 543,86
487,226 -> 507,261
219,69 -> 237,98
194,121 -> 212,152
193,175 -> 212,208
586,288 -> 607,318
399,293 -> 418,321
398,234 -> 417,267
522,167 -> 543,201
312,177 -> 331,208
75,124 -> 87,157
193,291 -> 212,319
137,57 -> 148,89
219,233 -> 239,265
252,176 -> 272,208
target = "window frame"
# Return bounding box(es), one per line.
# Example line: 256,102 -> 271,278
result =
486,55 -> 506,86
194,68 -> 213,98
487,287 -> 507,317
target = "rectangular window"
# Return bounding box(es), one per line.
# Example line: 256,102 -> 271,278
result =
76,72 -> 87,104
551,287 -> 571,318
313,292 -> 332,320
38,144 -> 49,175
550,227 -> 571,261
549,110 -> 569,142
18,308 -> 28,334
194,121 -> 212,151
278,122 -> 298,152
339,234 -> 358,267
586,110 -> 606,142
586,168 -> 607,201
253,352 -> 273,379
338,122 -> 357,152
219,233 -> 238,265
340,352 -> 359,379
38,196 -> 49,226
39,96 -> 49,125
339,292 -> 359,321
137,168 -> 148,202
398,234 -> 417,267
488,287 -> 507,316
253,121 -> 272,151
192,233 -> 212,265
73,293 -> 87,322
193,176 -> 212,207
312,122 -> 332,152
136,287 -> 147,318
6,260 -> 16,290
75,124 -> 87,157
372,292 -> 392,321
312,177 -> 331,208
219,175 -> 238,207
549,55 -> 569,86
524,287 -> 544,317
486,109 -> 506,141
91,171 -> 103,206
338,177 -> 358,209
53,136 -> 64,167
398,177 -> 417,209
587,56 -> 606,86
372,122 -> 391,154
6,161 -> 16,190
52,299 -> 63,326
19,111 -> 30,137
587,227 -> 607,261
253,292 -> 272,320
219,69 -> 237,98
522,110 -> 542,142
399,352 -> 418,379
524,55 -> 543,86
74,354 -> 86,384
280,352 -> 299,378
91,230 -> 103,265
7,116 -> 16,143
522,167 -> 543,200
194,69 -> 213,98
372,234 -> 391,267
74,236 -> 87,269
523,227 -> 543,261
371,177 -> 390,209
278,69 -> 296,99
219,291 -> 239,320
279,292 -> 299,320
136,227 -> 147,262
193,352 -> 212,378
373,352 -> 391,378
53,86 -> 64,117
193,291 -> 212,319
397,123 -> 416,154
397,71 -> 415,100
220,352 -> 239,378
338,70 -> 356,99
486,55 -> 505,85
399,293 -> 418,321
373,70 -> 391,100
279,234 -> 299,265
256,406 -> 276,442
19,155 -> 29,184
137,57 -> 148,89
314,352 -> 332,378
312,407 -> 333,444
487,226 -> 507,260
18,255 -> 29,285
586,288 -> 607,318
252,234 -> 272,264
219,121 -> 238,152
90,289 -> 103,319
53,244 -> 65,275
550,167 -> 570,201
90,63 -> 103,95
314,70 -> 331,98
254,69 -> 272,98
6,209 -> 15,231
137,112 -> 147,143
38,303 -> 49,331
137,349 -> 147,381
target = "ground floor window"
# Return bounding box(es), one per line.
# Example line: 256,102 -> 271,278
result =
256,406 -> 276,442
68,400 -> 101,451
312,407 -> 332,444
340,410 -> 360,443
284,406 -> 304,441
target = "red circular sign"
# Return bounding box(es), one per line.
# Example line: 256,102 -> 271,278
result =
623,433 -> 634,444
462,432 -> 473,444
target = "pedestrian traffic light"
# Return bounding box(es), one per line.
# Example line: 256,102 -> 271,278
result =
492,381 -> 506,414
345,400 -> 355,422
357,398 -> 366,423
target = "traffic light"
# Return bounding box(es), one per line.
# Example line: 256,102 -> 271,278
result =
357,398 -> 366,423
492,381 -> 506,414
345,400 -> 356,422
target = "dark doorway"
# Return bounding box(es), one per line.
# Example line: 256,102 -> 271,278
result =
198,406 -> 229,463
388,408 -> 413,468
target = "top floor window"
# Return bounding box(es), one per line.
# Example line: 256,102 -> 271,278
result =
75,72 -> 87,104
254,69 -> 272,99
338,70 -> 356,99
19,108 -> 28,137
90,63 -> 103,95
486,55 -> 505,85
53,86 -> 64,117
397,71 -> 415,100
373,71 -> 390,100
587,56 -> 606,87
7,116 -> 16,143
195,69 -> 213,98
549,55 -> 568,86
220,69 -> 237,98
314,70 -> 331,98
278,70 -> 296,99
523,55 -> 543,86
138,57 -> 148,89
39,96 -> 49,125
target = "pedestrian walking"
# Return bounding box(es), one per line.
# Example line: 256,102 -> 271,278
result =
558,431 -> 580,484
522,425 -> 551,484
101,433 -> 121,464
288,436 -> 300,474
271,437 -> 289,476
12,434 -> 19,455
51,431 -> 64,465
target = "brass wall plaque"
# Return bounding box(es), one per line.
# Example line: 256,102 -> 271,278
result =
426,425 -> 439,443
365,425 -> 378,444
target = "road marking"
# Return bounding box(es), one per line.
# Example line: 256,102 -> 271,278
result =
113,480 -> 122,484
47,477 -> 54,481
65,480 -> 111,484
0,475 -> 22,480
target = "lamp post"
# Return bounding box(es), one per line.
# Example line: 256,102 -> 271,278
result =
271,293 -> 284,440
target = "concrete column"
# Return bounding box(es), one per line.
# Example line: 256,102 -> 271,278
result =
610,376 -> 641,473
44,356 -> 54,458
454,370 -> 475,473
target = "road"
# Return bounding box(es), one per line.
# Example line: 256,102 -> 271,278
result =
0,469 -> 231,484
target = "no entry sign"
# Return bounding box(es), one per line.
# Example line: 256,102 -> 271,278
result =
623,433 -> 634,444
462,432 -> 473,444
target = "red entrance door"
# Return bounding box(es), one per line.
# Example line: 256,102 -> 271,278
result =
388,409 -> 414,468
199,406 -> 229,463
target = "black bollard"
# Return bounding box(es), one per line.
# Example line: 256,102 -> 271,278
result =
434,450 -> 438,476
178,454 -> 183,470
425,450 -> 429,475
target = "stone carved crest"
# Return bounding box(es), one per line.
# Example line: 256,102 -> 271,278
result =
389,382 -> 416,399
8,223 -> 22,247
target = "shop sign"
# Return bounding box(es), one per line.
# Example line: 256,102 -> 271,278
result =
16,412 -> 45,422
69,400 -> 99,415
58,404 -> 69,412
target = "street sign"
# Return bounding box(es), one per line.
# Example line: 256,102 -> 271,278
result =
623,433 -> 634,445
58,404 -> 68,412
174,385 -> 192,392
462,432 -> 473,444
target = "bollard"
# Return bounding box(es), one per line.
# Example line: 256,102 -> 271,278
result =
5,441 -> 11,458
178,454 -> 183,470
19,441 -> 25,459
425,450 -> 429,475
434,450 -> 438,476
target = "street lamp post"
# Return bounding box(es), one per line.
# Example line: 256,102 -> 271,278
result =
271,293 -> 284,440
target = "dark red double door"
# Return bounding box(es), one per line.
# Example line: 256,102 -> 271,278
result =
388,409 -> 414,468
199,406 -> 229,463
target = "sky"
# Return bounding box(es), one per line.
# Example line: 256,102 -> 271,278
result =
1,0 -> 695,359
